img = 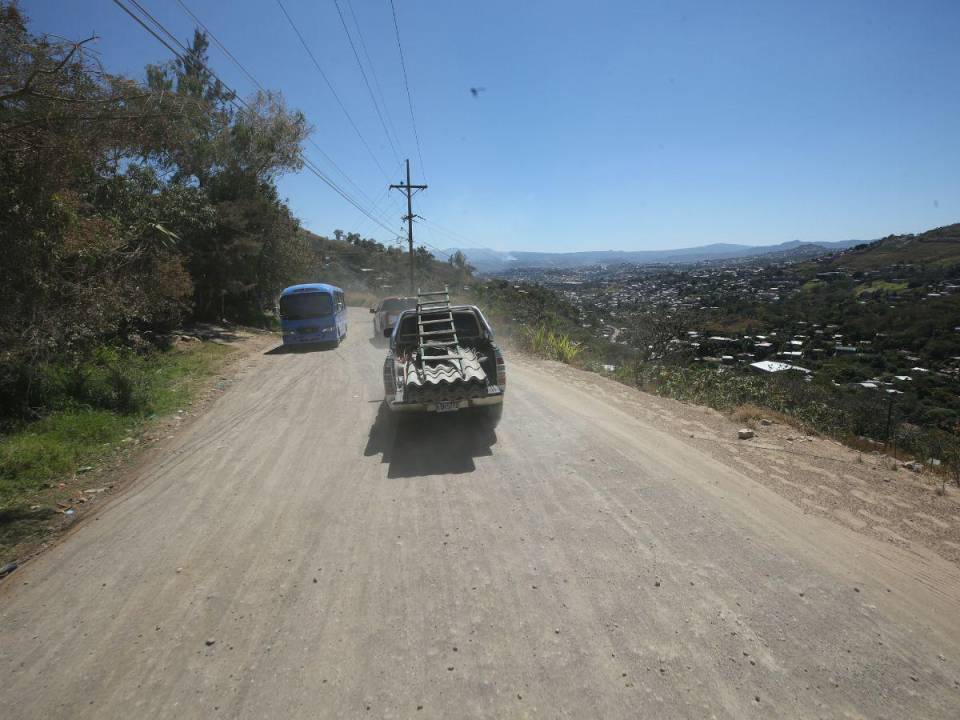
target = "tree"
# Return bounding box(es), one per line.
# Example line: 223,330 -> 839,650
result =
0,4 -> 310,417
0,2 -> 195,415
143,31 -> 308,318
447,250 -> 474,284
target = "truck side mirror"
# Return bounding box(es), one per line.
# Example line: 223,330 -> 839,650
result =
383,327 -> 393,338
369,308 -> 376,313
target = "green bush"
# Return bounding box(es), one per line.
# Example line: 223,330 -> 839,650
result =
523,325 -> 583,364
20,346 -> 154,418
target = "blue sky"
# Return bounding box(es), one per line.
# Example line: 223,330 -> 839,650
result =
21,0 -> 960,252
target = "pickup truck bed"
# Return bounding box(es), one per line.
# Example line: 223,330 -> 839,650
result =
382,296 -> 505,417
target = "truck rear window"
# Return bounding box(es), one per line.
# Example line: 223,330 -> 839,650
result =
381,298 -> 417,312
396,311 -> 481,339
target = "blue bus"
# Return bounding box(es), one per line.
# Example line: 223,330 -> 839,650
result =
278,283 -> 348,347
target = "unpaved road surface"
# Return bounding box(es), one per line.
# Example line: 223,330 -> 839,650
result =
3,307 -> 960,718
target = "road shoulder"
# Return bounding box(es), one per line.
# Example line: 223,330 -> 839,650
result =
508,352 -> 960,642
0,328 -> 277,580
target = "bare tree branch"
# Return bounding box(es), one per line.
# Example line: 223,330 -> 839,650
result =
0,34 -> 97,103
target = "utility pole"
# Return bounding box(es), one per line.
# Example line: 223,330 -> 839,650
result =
390,159 -> 427,295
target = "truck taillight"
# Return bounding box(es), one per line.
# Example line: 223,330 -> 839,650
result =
495,352 -> 506,386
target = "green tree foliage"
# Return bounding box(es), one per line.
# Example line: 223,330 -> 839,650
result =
1,4 -> 198,416
142,30 -> 309,320
447,249 -> 474,285
0,5 -> 329,421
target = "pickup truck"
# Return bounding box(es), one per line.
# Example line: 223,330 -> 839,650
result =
370,296 -> 417,340
382,296 -> 505,422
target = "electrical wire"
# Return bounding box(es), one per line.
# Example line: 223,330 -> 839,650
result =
174,0 -> 264,93
173,0 -> 387,211
419,215 -> 478,250
110,0 -> 185,61
111,0 -> 400,237
345,0 -> 403,154
117,1 -> 471,256
387,0 -> 426,180
352,163 -> 407,237
124,0 -> 397,229
332,0 -> 402,166
275,0 -> 392,183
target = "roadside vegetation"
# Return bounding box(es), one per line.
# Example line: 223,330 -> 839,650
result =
0,340 -> 235,562
0,342 -> 232,503
1,2 -> 306,425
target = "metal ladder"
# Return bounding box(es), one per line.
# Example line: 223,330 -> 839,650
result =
416,286 -> 463,374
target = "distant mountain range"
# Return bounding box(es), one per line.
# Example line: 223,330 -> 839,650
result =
446,239 -> 866,273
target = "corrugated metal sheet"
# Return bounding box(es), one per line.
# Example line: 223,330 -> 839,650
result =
403,347 -> 487,390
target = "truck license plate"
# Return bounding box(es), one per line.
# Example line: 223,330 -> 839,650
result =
434,401 -> 458,413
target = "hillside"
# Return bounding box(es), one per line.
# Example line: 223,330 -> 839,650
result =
826,224 -> 960,271
299,230 -> 468,301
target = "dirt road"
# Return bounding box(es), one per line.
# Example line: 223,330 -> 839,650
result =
2,307 -> 959,718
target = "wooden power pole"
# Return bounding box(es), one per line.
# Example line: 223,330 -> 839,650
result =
390,159 -> 427,294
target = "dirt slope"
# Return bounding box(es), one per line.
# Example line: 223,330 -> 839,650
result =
1,307 -> 959,719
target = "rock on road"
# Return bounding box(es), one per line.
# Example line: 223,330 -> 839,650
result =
2,307 -> 960,718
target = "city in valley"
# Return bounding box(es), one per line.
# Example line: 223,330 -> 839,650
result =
476,225 -> 960,450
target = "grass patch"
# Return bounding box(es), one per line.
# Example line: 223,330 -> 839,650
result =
731,404 -> 798,429
0,410 -> 131,506
0,341 -> 235,561
144,342 -> 234,417
854,279 -> 908,296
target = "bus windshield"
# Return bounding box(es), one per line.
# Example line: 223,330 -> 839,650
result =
279,292 -> 334,320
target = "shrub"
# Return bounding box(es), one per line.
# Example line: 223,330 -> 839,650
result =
525,325 -> 583,364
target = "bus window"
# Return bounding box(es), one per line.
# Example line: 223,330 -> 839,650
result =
279,292 -> 334,320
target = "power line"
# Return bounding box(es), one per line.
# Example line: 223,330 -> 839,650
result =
417,236 -> 453,260
116,0 -> 467,257
332,0 -> 402,166
124,0 -> 240,104
119,1 -> 474,257
275,0 -> 392,183
174,0 -> 264,93
173,0 -> 387,213
110,0 -> 185,61
110,0 -> 400,238
301,156 -> 399,235
387,0 -> 427,181
130,0 -> 397,230
345,0 -> 403,154
352,161 -> 407,237
419,216 -> 476,248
